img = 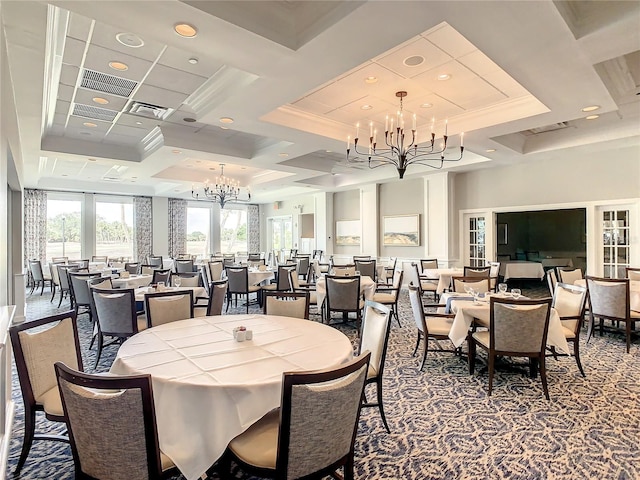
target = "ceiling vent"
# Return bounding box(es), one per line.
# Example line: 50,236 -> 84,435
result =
128,101 -> 174,120
80,68 -> 137,97
72,103 -> 118,122
525,122 -> 570,135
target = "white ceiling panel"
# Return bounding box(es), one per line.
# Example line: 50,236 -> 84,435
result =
59,64 -> 80,87
55,99 -> 71,115
89,22 -> 165,62
132,84 -> 188,109
424,23 -> 476,59
74,88 -> 129,110
303,82 -> 367,111
117,113 -> 159,129
67,11 -> 93,42
103,132 -> 143,146
62,37 -> 86,66
145,63 -> 208,95
457,50 -> 502,77
158,46 -> 225,78
107,124 -> 148,139
375,37 -> 452,79
57,84 -> 74,102
67,115 -> 111,132
83,44 -> 153,82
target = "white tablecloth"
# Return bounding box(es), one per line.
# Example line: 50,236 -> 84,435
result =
248,269 -> 275,286
447,297 -> 570,354
110,315 -> 353,480
499,261 -> 545,281
111,274 -> 153,289
541,258 -> 573,268
134,286 -> 207,302
421,268 -> 464,294
315,275 -> 377,307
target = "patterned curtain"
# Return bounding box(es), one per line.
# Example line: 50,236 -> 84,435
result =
24,189 -> 47,264
247,204 -> 260,253
168,198 -> 187,258
133,196 -> 153,262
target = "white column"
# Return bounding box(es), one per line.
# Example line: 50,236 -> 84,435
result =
423,173 -> 454,266
314,192 -> 333,255
82,193 -> 95,260
359,184 -> 378,256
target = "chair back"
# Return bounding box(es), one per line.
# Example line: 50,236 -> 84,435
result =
226,266 -> 249,293
52,256 -> 68,263
54,363 -> 166,480
463,265 -> 491,277
92,288 -> 139,336
274,265 -> 296,291
248,259 -> 265,269
206,280 -> 228,316
74,259 -> 90,269
294,256 -> 310,277
172,272 -> 200,287
148,256 -> 163,268
420,259 -> 438,272
207,261 -> 224,282
354,259 -> 376,280
124,262 -> 140,274
326,275 -> 361,311
69,272 -> 102,306
312,249 -> 323,261
144,291 -> 194,327
10,312 -> 83,410
626,267 -> 640,281
29,260 -> 44,282
140,265 -> 155,275
176,253 -> 191,260
91,256 -> 107,263
276,353 -> 370,479
405,263 -> 422,294
359,301 -> 391,378
546,268 -> 558,295
488,261 -> 500,290
174,259 -> 194,273
390,270 -> 404,295
88,276 -> 113,290
552,283 -> 587,334
490,297 -> 552,354
585,276 -> 629,320
264,291 -> 310,319
49,262 -> 61,286
151,269 -> 171,285
557,268 -> 583,285
57,265 -> 77,291
408,285 -> 426,334
451,276 -> 491,294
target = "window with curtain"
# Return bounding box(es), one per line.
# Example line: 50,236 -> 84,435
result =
186,206 -> 211,256
46,197 -> 82,261
95,198 -> 134,259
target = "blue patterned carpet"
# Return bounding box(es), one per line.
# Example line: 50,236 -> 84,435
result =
9,282 -> 640,479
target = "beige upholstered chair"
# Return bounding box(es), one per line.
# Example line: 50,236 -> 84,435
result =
585,276 -> 639,353
354,259 -> 377,281
468,297 -> 553,400
420,259 -> 438,272
144,290 -> 194,327
207,260 -> 224,282
550,283 -> 588,376
325,275 -> 364,329
408,285 -> 456,372
10,311 -> 84,474
291,271 -> 320,317
463,265 -> 491,277
414,263 -> 439,302
556,267 -> 583,285
140,264 -> 155,275
380,257 -> 397,285
488,261 -> 500,291
451,276 -> 491,294
91,255 -> 108,263
174,258 -> 194,273
546,268 -> 558,295
359,301 -> 392,433
172,272 -> 200,287
373,270 -> 404,327
264,291 -> 310,319
625,267 -> 640,281
225,352 -> 370,480
54,362 -> 178,479
48,262 -> 63,303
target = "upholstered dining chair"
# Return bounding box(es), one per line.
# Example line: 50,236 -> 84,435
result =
68,272 -> 102,322
358,301 -> 392,433
152,269 -> 172,286
468,297 -> 553,400
144,290 -> 194,328
380,257 -> 397,285
294,256 -> 310,281
148,255 -> 163,268
372,270 -> 403,327
10,311 -> 84,474
124,262 -> 140,274
195,279 -> 228,317
56,265 -> 78,308
226,266 -> 261,313
546,268 -> 558,295
420,259 -> 438,272
585,276 -> 639,353
52,256 -> 68,263
261,264 -> 295,294
91,288 -> 146,368
451,276 -> 491,294
488,261 -> 501,292
325,275 -> 363,330
463,265 -> 491,277
263,291 -> 310,319
408,285 -> 456,372
414,263 -> 439,302
224,352 -> 370,480
54,362 -> 178,480
172,272 -> 200,287
625,267 -> 640,281
28,259 -> 53,296
207,260 -> 225,282
174,258 -> 194,273
556,267 -> 583,285
355,258 -> 377,281
48,261 -> 66,303
91,255 -> 108,263
549,282 -> 588,376
332,265 -> 357,276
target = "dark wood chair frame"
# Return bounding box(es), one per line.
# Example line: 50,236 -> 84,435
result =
463,265 -> 491,277
325,275 -> 363,330
263,290 -> 311,319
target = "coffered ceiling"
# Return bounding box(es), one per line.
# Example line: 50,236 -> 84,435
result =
2,0 -> 639,203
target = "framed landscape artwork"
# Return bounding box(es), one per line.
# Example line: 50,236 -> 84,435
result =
383,215 -> 420,246
335,220 -> 361,245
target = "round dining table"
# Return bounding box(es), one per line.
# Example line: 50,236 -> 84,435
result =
110,314 -> 354,480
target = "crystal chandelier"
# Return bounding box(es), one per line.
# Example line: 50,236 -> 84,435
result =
191,163 -> 251,208
346,91 -> 464,179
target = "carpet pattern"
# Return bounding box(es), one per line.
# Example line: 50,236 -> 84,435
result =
8,282 -> 640,479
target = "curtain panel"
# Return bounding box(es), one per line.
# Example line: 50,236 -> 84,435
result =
247,204 -> 260,253
168,198 -> 187,258
23,189 -> 47,265
133,196 -> 153,262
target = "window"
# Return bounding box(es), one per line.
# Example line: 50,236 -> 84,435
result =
469,217 -> 486,267
46,198 -> 82,261
95,199 -> 134,260
602,210 -> 630,278
186,206 -> 211,256
269,216 -> 293,253
221,208 -> 247,254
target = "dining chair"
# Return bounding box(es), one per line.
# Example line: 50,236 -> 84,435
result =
585,276 -> 639,353
420,259 -> 438,272
140,264 -> 155,275
224,352 -> 370,480
56,265 -> 78,308
51,256 -> 68,263
352,255 -> 371,262
414,263 -> 439,302
556,267 -> 583,285
48,262 -> 62,302
294,256 -> 310,281
124,262 -> 140,274
226,266 -> 261,313
91,255 -> 107,263
380,257 -> 397,285
263,291 -> 310,319
468,297 -> 553,400
549,282 -> 588,376
261,264 -> 295,294
546,268 -> 558,295
91,288 -> 146,368
355,259 -> 377,281
325,275 -> 363,330
625,267 -> 640,281
68,272 -> 102,322
488,261 -> 501,292
463,265 -> 491,277
408,285 -> 456,371
152,269 -> 171,285
54,363 -> 178,480
172,272 -> 200,287
451,276 -> 491,294
28,259 -> 52,296
148,255 -> 163,268
176,252 -> 191,260
10,311 -> 83,474
359,301 -> 392,433
174,258 -> 194,273
290,270 -> 321,317
145,290 -> 194,328
312,249 -> 323,261
207,260 -> 225,282
195,279 -> 228,317
373,270 -> 403,327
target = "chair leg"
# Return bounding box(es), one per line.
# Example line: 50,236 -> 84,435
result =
573,340 -> 585,377
487,354 -> 495,396
343,453 -> 355,480
586,312 -> 594,344
468,337 -> 476,374
420,336 -> 428,372
412,332 -> 421,357
539,355 -> 550,400
39,280 -> 45,296
393,304 -> 401,328
94,333 -> 104,369
15,407 -> 36,474
376,378 -> 390,433
57,289 -> 64,308
50,284 -> 56,302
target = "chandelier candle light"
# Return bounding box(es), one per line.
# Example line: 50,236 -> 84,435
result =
346,91 -> 464,179
191,163 -> 251,209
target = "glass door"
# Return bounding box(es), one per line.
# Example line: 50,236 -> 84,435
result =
268,216 -> 293,261
468,216 -> 486,267
602,209 -> 630,278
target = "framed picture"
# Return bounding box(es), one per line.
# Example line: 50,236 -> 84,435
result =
335,220 -> 361,245
497,223 -> 508,245
383,215 -> 420,246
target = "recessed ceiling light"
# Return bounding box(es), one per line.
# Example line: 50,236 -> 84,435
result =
360,104 -> 373,110
83,122 -> 97,128
93,97 -> 109,105
364,76 -> 378,84
582,105 -> 600,112
174,23 -> 197,38
172,150 -> 181,154
109,61 -> 128,71
486,148 -> 496,153
61,174 -> 68,177
220,126 -> 229,130
87,158 -> 96,162
183,117 -> 196,123
220,117 -> 234,124
115,32 -> 144,48
437,73 -> 451,81
135,121 -> 143,125
420,103 -> 433,108
585,114 -> 599,120
188,57 -> 199,65
279,153 -> 289,158
404,55 -> 424,67
325,150 -> 332,153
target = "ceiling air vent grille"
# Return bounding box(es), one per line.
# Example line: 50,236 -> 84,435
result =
80,68 -> 137,97
128,101 -> 173,120
525,122 -> 570,135
72,104 -> 118,122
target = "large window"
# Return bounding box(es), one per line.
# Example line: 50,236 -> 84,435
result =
46,198 -> 82,261
186,206 -> 211,257
95,199 -> 134,260
602,209 -> 630,278
469,216 -> 486,267
221,208 -> 247,253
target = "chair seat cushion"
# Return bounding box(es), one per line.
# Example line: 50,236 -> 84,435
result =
472,330 -> 490,348
562,326 -> 576,339
228,408 -> 279,470
425,316 -> 453,336
420,281 -> 438,292
261,284 -> 277,291
631,310 -> 640,319
248,285 -> 261,293
37,386 -> 64,417
372,292 -> 395,304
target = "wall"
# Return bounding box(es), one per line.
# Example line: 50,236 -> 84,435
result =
333,190 -> 361,256
259,195 -> 316,253
379,178 -> 424,258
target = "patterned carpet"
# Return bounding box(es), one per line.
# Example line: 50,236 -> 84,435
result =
9,281 -> 640,479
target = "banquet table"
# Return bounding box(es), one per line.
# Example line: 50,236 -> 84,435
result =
111,274 -> 153,289
110,315 -> 353,480
315,274 -> 377,307
575,278 -> 640,312
447,295 -> 570,354
421,268 -> 464,294
499,261 -> 545,281
134,285 -> 208,302
248,268 -> 275,286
